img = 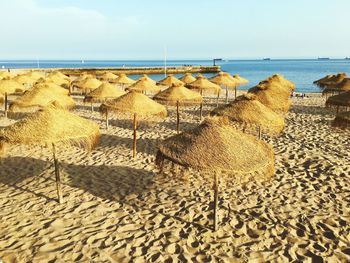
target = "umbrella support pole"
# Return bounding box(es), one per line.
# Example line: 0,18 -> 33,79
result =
235,87 -> 237,99
225,87 -> 228,104
133,113 -> 137,158
176,101 -> 180,134
91,102 -> 94,112
52,143 -> 63,204
213,172 -> 219,231
199,103 -> 203,122
258,126 -> 262,139
4,92 -> 8,118
105,110 -> 109,130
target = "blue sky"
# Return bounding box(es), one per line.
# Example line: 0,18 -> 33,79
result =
1,0 -> 349,60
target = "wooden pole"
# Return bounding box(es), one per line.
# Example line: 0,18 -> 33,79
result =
176,100 -> 180,134
234,87 -> 237,99
133,113 -> 137,158
213,172 -> 219,231
225,86 -> 228,104
52,143 -> 63,204
91,102 -> 94,112
105,110 -> 109,130
4,92 -> 8,118
199,90 -> 203,121
258,126 -> 262,139
216,92 -> 219,107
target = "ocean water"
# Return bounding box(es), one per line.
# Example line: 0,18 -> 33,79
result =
1,59 -> 350,93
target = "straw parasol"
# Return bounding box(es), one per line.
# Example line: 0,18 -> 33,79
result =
47,71 -> 70,81
155,117 -> 275,230
314,73 -> 347,89
33,82 -> 70,96
157,74 -> 184,87
84,82 -> 126,111
210,72 -> 240,102
0,80 -> 27,117
179,73 -> 196,84
100,91 -> 167,158
154,84 -> 203,133
325,91 -> 350,112
25,71 -> 45,80
127,76 -> 161,94
211,94 -> 285,137
248,78 -> 292,114
0,106 -> 100,203
139,74 -> 156,85
99,72 -> 119,82
71,73 -> 93,86
322,78 -> 350,97
13,75 -> 37,87
74,77 -> 102,94
186,75 -> 221,118
263,74 -> 294,91
332,111 -> 350,129
9,86 -> 75,113
113,73 -> 135,89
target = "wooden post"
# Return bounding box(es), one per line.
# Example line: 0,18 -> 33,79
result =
133,113 -> 137,158
176,100 -> 180,134
105,110 -> 109,130
52,143 -> 63,204
213,172 -> 219,231
199,103 -> 203,121
4,92 -> 8,118
225,86 -> 228,104
91,102 -> 94,112
216,92 -> 219,107
234,87 -> 237,99
258,126 -> 262,139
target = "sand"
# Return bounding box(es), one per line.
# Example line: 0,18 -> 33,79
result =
0,91 -> 350,262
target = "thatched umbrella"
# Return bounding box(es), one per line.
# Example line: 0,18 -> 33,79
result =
326,91 -> 350,113
332,111 -> 350,129
248,77 -> 292,114
139,74 -> 156,85
186,75 -> 221,118
210,72 -> 240,103
114,73 -> 135,89
211,94 -> 285,138
179,73 -> 196,84
0,80 -> 27,117
33,82 -> 70,96
314,73 -> 347,89
100,91 -> 167,158
9,86 -> 75,113
154,84 -> 203,133
322,78 -> 350,97
157,74 -> 184,87
13,75 -> 37,87
47,71 -> 70,81
127,76 -> 161,94
0,106 -> 100,203
74,77 -> 102,94
71,73 -> 93,87
84,82 -> 126,111
25,71 -> 45,81
155,117 -> 275,231
99,72 -> 119,83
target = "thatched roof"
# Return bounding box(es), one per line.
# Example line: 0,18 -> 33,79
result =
332,111 -> 350,129
0,79 -> 27,94
84,82 -> 126,103
156,117 -> 275,182
9,87 -> 75,112
157,75 -> 184,87
48,71 -> 70,81
153,84 -> 203,106
100,91 -> 167,118
186,75 -> 221,95
13,75 -> 37,86
139,74 -> 156,84
179,73 -> 196,84
232,74 -> 249,85
322,78 -> 350,95
71,74 -> 93,86
74,77 -> 102,92
114,73 -> 135,85
211,94 -> 285,135
0,106 -> 100,152
262,74 -> 294,91
127,77 -> 161,93
99,72 -> 119,81
209,72 -> 239,88
33,82 -> 70,95
25,71 -> 45,80
314,73 -> 347,89
326,91 -> 350,108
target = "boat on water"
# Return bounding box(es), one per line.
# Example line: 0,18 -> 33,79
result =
318,57 -> 330,60
263,58 -> 271,61
345,57 -> 350,60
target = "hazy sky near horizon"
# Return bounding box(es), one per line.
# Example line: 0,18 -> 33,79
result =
1,0 -> 349,60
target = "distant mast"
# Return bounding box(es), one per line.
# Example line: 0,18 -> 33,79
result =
81,59 -> 85,64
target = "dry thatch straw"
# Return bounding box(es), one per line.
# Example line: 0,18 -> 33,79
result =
186,75 -> 221,95
25,71 -> 46,80
0,106 -> 100,203
99,72 -> 119,82
0,79 -> 27,94
322,78 -> 350,96
232,74 -> 249,85
114,73 -> 135,86
314,73 -> 347,89
74,77 -> 102,93
71,73 -> 93,86
153,84 -> 202,133
209,72 -> 239,88
84,82 -> 126,103
33,82 -> 70,96
332,111 -> 350,129
326,91 -> 350,111
0,94 -> 4,105
100,91 -> 167,158
139,74 -> 156,85
13,75 -> 37,87
155,117 -> 275,231
127,76 -> 161,94
157,75 -> 184,87
48,71 -> 70,81
9,87 -> 75,112
179,73 -> 196,84
263,74 -> 295,91
0,71 -> 12,80
211,94 -> 285,136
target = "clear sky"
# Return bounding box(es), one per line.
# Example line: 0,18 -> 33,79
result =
1,0 -> 349,60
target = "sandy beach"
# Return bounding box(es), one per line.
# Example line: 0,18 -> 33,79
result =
0,92 -> 350,262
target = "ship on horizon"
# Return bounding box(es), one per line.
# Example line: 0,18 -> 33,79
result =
263,58 -> 271,61
318,57 -> 330,60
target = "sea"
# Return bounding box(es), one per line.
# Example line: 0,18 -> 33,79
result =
1,59 -> 350,93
